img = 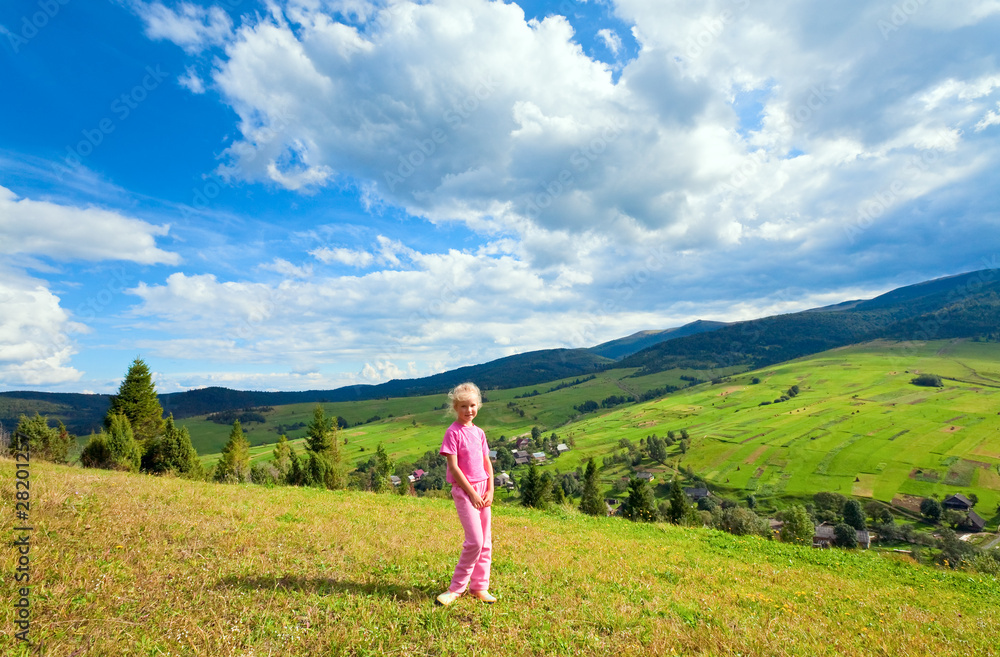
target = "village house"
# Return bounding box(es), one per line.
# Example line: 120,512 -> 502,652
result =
556,443 -> 569,454
412,469 -> 425,481
943,493 -> 973,511
637,471 -> 654,482
495,472 -> 514,489
531,451 -> 546,463
390,475 -> 401,486
812,522 -> 871,549
961,510 -> 987,532
684,487 -> 710,502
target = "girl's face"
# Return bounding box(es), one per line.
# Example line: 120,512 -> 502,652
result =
454,397 -> 479,425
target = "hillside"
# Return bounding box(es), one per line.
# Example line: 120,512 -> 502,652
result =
617,268 -> 1000,375
2,459 -> 998,656
557,340 -> 1000,523
187,340 -> 1000,531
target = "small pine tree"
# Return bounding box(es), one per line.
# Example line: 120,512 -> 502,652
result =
12,413 -> 72,463
579,459 -> 605,516
144,415 -> 201,477
666,479 -> 689,524
371,443 -> 394,493
104,412 -> 142,472
106,357 -> 165,447
272,434 -> 292,479
520,462 -> 549,509
215,420 -> 251,483
622,478 -> 659,522
306,405 -> 333,453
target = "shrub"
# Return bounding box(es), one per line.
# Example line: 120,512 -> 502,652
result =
911,373 -> 943,387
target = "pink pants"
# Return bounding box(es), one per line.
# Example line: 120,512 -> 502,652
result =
448,479 -> 492,593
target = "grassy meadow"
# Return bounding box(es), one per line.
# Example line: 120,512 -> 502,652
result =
3,459 -> 999,656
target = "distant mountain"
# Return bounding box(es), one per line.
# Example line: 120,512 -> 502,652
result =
588,320 -> 730,360
616,269 -> 1000,375
4,268 -> 997,430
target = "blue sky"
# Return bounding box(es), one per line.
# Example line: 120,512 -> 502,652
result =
1,0 -> 998,394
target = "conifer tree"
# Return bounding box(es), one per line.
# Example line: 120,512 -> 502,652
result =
520,461 -> 549,509
272,434 -> 292,479
103,412 -> 142,472
12,413 -> 72,463
215,420 -> 251,483
579,458 -> 605,516
371,443 -> 394,493
666,478 -> 689,524
623,477 -> 659,522
303,405 -> 345,490
144,415 -> 200,477
106,357 -> 165,447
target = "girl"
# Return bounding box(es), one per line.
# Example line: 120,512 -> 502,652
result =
436,382 -> 496,606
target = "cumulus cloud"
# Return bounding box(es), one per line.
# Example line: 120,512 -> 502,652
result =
192,0 -> 1000,278
136,1 -> 233,53
106,0 -> 1000,390
0,269 -> 84,387
0,186 -> 181,265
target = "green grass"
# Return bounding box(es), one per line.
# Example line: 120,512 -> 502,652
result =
3,459 -> 999,656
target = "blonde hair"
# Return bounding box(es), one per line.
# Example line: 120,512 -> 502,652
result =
447,382 -> 482,415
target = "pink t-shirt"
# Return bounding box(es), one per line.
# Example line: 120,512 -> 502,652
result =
440,422 -> 490,484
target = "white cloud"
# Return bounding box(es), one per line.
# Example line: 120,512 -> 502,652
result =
597,28 -> 622,55
975,103 -> 1000,131
194,0 -> 999,275
311,246 -> 374,268
0,186 -> 181,265
0,270 -> 84,387
136,1 -> 233,54
178,65 -> 206,94
258,258 -> 313,278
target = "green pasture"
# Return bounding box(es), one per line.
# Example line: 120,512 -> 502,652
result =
188,339 -> 1000,527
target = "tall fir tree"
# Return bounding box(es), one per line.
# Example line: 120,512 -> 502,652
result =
215,420 -> 251,483
106,357 -> 165,449
579,458 -> 605,516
